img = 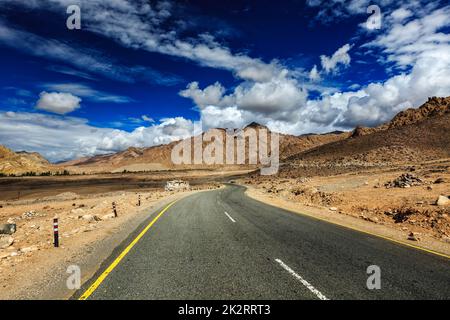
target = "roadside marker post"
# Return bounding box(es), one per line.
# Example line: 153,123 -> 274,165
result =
53,218 -> 59,248
138,195 -> 141,206
112,202 -> 117,217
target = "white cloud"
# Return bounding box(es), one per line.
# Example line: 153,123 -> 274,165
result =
309,65 -> 321,82
0,0 -> 282,83
390,8 -> 413,22
0,111 -> 194,162
42,83 -> 134,103
320,44 -> 353,74
180,70 -> 308,124
0,21 -> 181,86
141,115 -> 155,123
35,91 -> 81,114
179,82 -> 226,109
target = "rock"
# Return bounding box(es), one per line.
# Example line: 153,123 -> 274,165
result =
427,186 -> 433,190
0,235 -> 14,249
368,217 -> 379,223
436,195 -> 450,206
71,208 -> 85,214
101,213 -> 116,220
22,210 -> 37,219
0,224 -> 16,235
385,173 -> 423,188
20,245 -> 38,253
329,207 -> 338,212
81,214 -> 101,222
407,232 -> 420,241
0,251 -> 11,259
434,177 -> 445,184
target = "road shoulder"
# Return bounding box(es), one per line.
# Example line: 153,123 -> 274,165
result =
0,189 -> 205,300
244,185 -> 450,258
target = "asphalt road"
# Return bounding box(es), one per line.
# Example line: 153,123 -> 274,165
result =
77,185 -> 450,300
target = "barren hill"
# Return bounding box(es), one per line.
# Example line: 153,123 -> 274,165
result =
0,146 -> 50,174
62,123 -> 348,173
283,96 -> 450,177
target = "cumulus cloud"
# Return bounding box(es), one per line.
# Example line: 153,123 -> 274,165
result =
320,44 -> 353,74
309,65 -> 321,82
35,91 -> 81,114
180,70 -> 308,126
141,115 -> 155,123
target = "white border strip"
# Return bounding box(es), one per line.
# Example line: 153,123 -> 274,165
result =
275,258 -> 329,300
224,211 -> 236,223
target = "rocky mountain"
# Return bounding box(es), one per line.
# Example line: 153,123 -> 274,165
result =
62,123 -> 349,173
351,96 -> 450,137
282,96 -> 450,177
0,146 -> 50,174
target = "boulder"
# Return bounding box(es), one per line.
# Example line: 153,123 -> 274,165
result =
407,232 -> 420,241
101,213 -> 116,220
436,195 -> 450,206
22,210 -> 37,219
434,177 -> 445,184
0,223 -> 16,235
71,208 -> 85,214
0,252 -> 10,259
20,245 -> 38,253
0,235 -> 14,249
81,214 -> 101,222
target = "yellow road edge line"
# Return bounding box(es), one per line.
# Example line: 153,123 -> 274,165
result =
247,186 -> 450,259
78,200 -> 177,300
287,206 -> 450,260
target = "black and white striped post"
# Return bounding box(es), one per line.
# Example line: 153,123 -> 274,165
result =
138,194 -> 141,206
53,218 -> 59,248
112,202 -> 117,217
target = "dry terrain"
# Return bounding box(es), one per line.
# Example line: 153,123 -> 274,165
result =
0,181 -> 221,299
240,160 -> 450,251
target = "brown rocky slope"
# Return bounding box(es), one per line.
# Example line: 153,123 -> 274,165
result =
282,96 -> 450,177
0,146 -> 50,174
62,123 -> 349,173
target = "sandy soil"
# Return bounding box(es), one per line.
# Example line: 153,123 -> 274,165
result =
0,183 -> 220,299
239,161 -> 450,256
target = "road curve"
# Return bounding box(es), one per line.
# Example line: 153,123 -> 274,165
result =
76,185 -> 450,300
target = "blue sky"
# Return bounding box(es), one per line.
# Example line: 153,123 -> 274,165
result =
0,0 -> 449,162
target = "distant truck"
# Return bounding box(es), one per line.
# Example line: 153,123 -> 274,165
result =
165,180 -> 190,191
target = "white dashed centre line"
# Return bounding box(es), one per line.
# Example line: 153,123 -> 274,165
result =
224,211 -> 236,223
275,258 -> 329,300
